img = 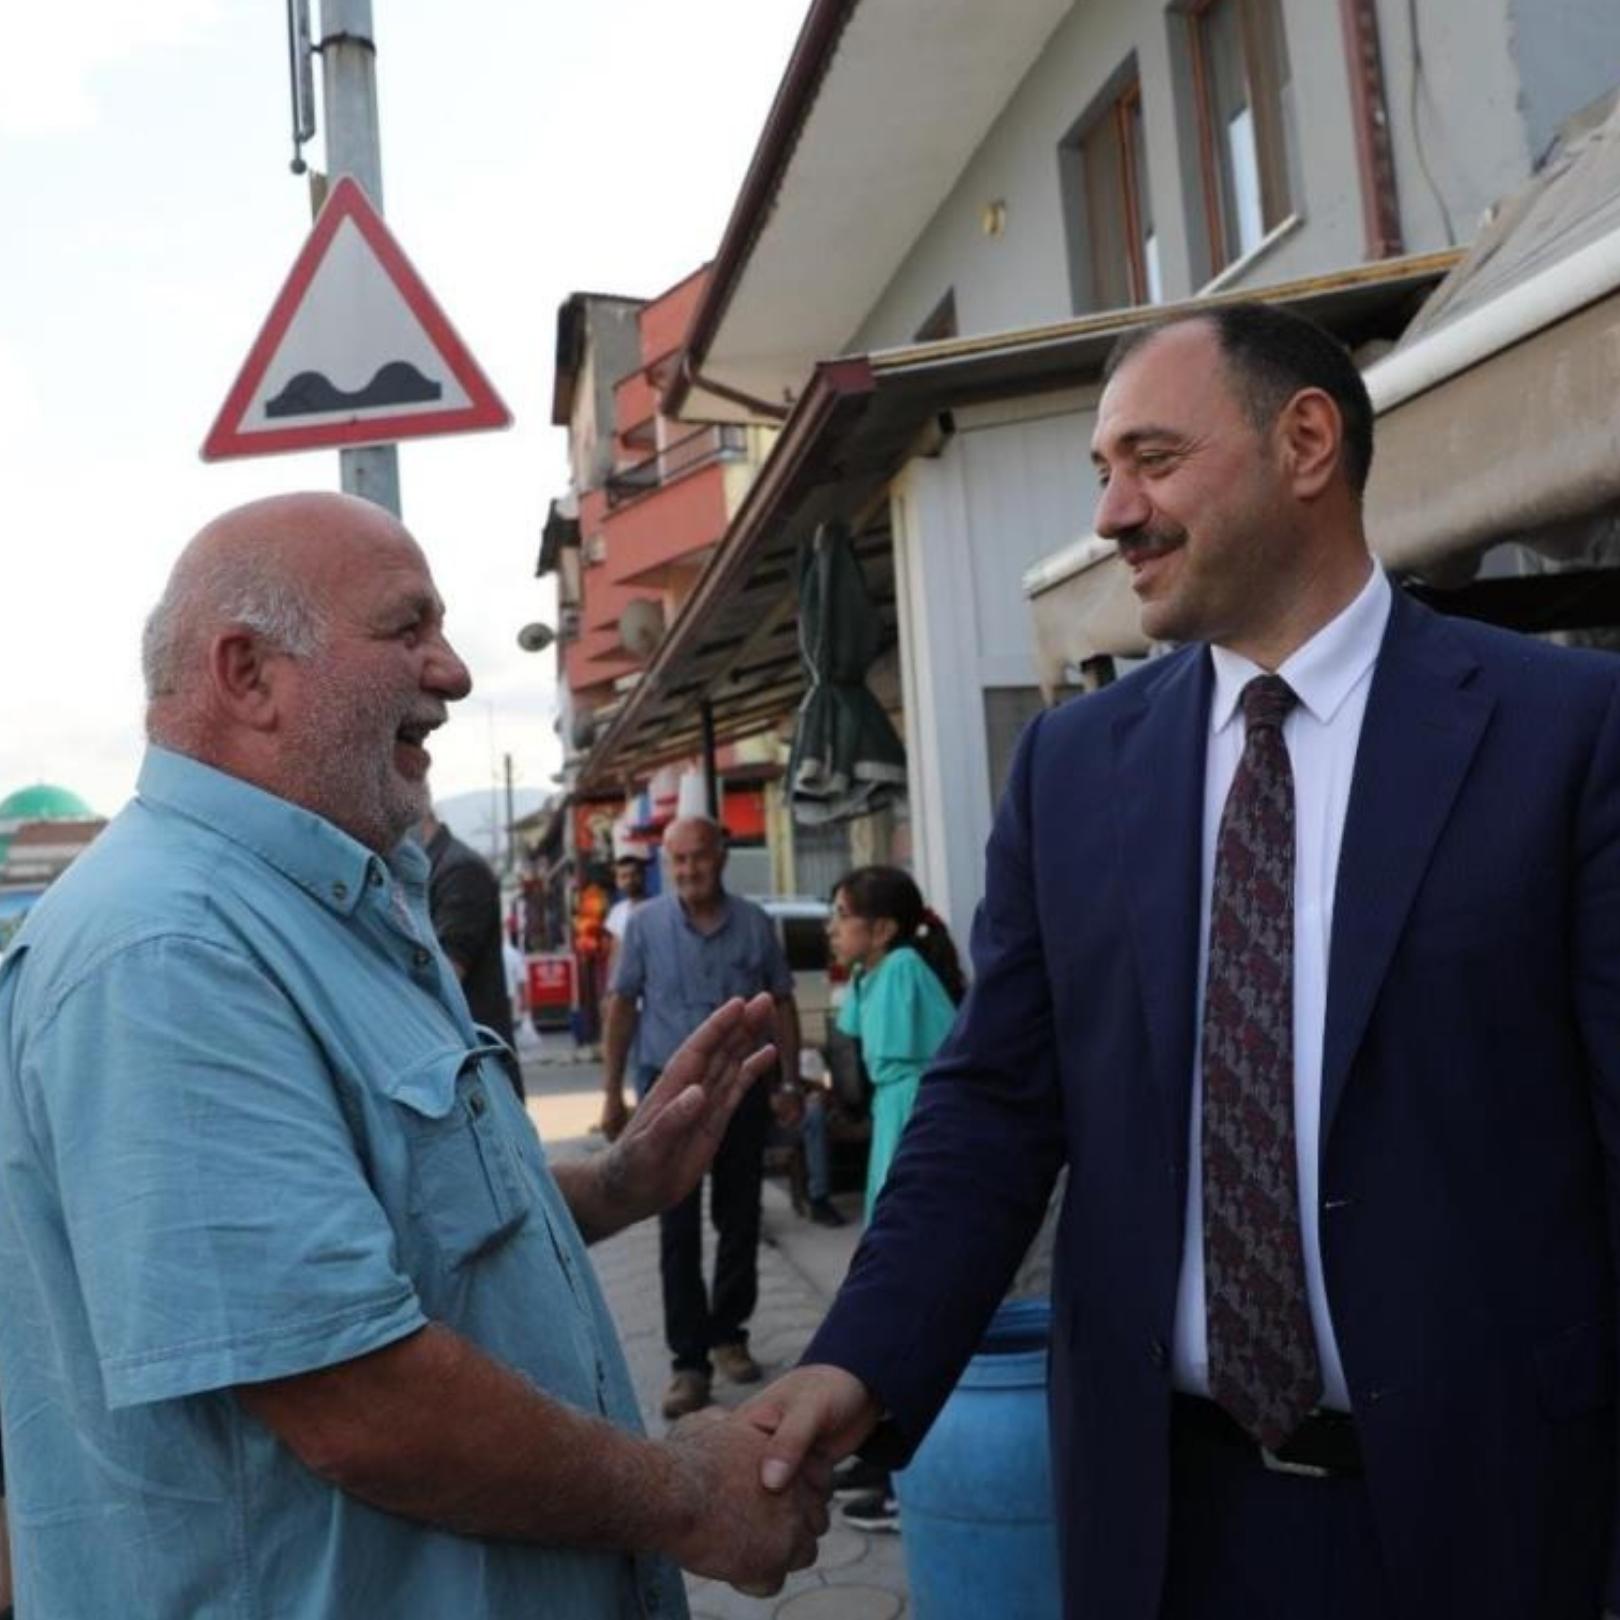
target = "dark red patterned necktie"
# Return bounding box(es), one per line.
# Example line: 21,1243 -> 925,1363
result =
1202,673 -> 1321,1450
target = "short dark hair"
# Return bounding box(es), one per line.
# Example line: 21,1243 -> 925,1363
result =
1102,302 -> 1375,494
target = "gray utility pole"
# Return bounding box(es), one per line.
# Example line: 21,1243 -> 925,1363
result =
317,0 -> 401,516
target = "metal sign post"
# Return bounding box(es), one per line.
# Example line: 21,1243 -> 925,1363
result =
316,0 -> 400,514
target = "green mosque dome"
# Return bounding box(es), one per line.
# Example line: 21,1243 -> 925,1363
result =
0,784 -> 96,824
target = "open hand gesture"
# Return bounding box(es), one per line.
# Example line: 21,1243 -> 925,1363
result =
595,994 -> 779,1228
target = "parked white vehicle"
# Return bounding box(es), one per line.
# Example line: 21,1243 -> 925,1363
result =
755,894 -> 845,1048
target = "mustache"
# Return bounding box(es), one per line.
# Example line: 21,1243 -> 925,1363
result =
1115,522 -> 1187,555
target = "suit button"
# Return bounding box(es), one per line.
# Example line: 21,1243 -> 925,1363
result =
1148,1337 -> 1168,1368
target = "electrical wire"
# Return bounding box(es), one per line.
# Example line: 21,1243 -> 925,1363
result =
1407,0 -> 1460,245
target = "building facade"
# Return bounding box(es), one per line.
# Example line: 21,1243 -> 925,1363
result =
579,0 -> 1619,946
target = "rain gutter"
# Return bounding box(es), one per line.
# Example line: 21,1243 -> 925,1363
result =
1365,223 -> 1620,412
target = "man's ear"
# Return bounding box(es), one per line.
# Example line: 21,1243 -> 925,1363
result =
207,627 -> 282,732
1277,387 -> 1342,500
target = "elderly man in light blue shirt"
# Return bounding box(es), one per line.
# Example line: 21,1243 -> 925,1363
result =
0,493 -> 828,1619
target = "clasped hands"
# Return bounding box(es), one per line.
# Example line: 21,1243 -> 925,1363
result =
583,996 -> 885,1590
660,1364 -> 883,1594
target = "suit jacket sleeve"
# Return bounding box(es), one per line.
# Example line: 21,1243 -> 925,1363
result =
1569,674 -> 1620,1607
803,710 -> 1067,1454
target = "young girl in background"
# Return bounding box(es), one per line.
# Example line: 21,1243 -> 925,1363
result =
828,865 -> 966,1222
825,865 -> 966,1532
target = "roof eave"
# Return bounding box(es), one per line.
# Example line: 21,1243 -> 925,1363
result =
661,0 -> 862,421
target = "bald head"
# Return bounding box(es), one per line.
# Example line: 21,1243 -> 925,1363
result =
144,492 -> 412,716
664,816 -> 724,854
664,815 -> 727,913
141,491 -> 471,852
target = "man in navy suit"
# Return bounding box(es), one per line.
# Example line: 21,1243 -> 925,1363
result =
736,304 -> 1620,1617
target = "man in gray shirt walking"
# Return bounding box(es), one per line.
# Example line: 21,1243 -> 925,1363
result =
603,817 -> 800,1421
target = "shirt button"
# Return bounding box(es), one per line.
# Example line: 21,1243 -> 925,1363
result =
368,868 -> 384,888
468,1089 -> 486,1118
1148,1337 -> 1168,1369
331,880 -> 348,902
413,947 -> 432,968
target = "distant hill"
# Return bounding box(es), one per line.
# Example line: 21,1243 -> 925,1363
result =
433,787 -> 546,866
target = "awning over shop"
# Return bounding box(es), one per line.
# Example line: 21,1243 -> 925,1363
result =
1021,537 -> 1149,700
1364,94 -> 1620,576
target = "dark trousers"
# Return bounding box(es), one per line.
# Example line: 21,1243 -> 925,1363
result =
639,1067 -> 772,1372
1159,1398 -> 1395,1620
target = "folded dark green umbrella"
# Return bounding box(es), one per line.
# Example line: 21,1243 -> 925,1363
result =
787,521 -> 907,825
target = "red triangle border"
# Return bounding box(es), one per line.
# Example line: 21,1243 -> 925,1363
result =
201,176 -> 511,461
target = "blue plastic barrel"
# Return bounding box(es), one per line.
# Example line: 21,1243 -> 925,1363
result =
894,1298 -> 1061,1620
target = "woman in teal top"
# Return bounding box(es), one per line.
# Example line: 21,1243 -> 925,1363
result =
828,866 -> 966,1221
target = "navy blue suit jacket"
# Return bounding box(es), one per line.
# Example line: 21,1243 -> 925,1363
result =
807,590 -> 1620,1619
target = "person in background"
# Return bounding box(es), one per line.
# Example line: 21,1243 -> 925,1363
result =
829,867 -> 965,1222
596,852 -> 651,1128
768,1051 -> 846,1230
603,817 -> 800,1421
421,807 -> 522,1097
501,926 -> 529,1045
821,865 -> 965,1531
605,851 -> 650,966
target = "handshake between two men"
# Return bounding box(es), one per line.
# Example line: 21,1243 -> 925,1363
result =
593,990 -> 888,1595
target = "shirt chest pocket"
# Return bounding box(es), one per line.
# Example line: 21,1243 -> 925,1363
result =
709,943 -> 766,1003
378,1045 -> 532,1269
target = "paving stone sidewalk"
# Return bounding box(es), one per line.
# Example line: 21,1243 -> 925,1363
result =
559,1132 -> 909,1620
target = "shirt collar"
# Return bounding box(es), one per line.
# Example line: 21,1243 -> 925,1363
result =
678,888 -> 733,933
1209,565 -> 1391,736
137,746 -> 411,916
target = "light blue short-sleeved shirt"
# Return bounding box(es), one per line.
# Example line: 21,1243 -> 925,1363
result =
609,892 -> 792,1071
0,747 -> 686,1620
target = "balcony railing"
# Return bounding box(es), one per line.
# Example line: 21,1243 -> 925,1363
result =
605,424 -> 747,509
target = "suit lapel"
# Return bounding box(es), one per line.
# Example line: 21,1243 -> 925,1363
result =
1320,592 -> 1493,1148
1112,647 -> 1212,1158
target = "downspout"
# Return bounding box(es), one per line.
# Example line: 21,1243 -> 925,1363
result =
1338,0 -> 1404,259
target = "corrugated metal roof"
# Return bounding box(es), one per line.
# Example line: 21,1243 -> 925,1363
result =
1400,90 -> 1620,343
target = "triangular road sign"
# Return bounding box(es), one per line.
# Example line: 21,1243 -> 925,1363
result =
202,176 -> 511,461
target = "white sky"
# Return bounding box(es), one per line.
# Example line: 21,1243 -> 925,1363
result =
2,0 -> 805,819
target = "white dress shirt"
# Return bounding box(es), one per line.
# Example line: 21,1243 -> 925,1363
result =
1171,564 -> 1392,1413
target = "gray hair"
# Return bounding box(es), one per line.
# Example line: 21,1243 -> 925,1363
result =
142,550 -> 326,700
